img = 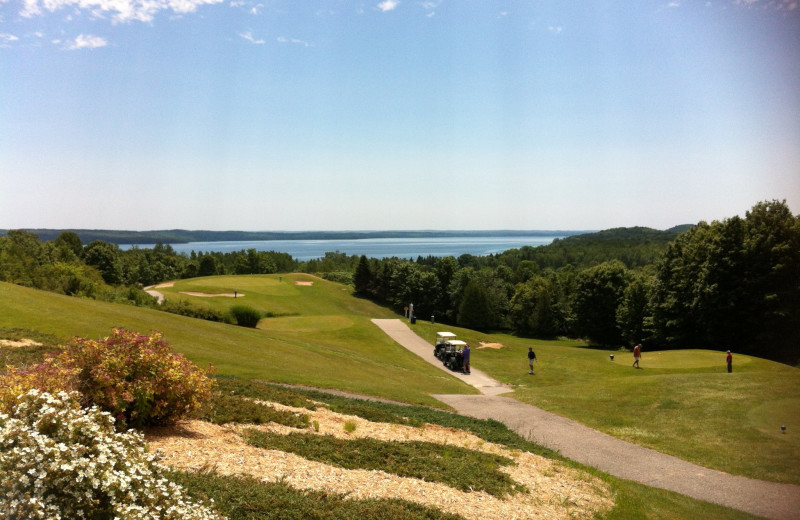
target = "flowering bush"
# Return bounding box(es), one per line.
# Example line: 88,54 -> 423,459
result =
0,356 -> 78,413
59,329 -> 215,428
0,389 -> 225,520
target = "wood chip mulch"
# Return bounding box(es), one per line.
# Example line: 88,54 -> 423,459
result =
145,401 -> 613,520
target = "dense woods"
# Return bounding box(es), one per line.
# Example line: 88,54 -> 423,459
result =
1,201 -> 797,364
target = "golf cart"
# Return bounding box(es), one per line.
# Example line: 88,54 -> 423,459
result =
442,340 -> 468,371
434,331 -> 457,360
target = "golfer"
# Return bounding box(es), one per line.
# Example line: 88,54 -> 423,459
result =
528,347 -> 537,374
726,350 -> 732,373
633,344 -> 642,368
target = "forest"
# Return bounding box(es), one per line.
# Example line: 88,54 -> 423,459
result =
1,200 -> 797,364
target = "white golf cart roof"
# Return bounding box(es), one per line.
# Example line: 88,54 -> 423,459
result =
436,332 -> 457,338
448,340 -> 468,347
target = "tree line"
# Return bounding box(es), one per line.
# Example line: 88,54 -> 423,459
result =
1,200 -> 797,363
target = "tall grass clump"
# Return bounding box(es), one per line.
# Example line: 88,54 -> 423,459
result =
228,305 -> 262,328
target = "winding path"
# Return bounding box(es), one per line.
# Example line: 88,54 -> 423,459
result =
372,318 -> 800,520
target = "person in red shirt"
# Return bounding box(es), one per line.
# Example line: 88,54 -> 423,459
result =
726,350 -> 733,373
633,344 -> 642,369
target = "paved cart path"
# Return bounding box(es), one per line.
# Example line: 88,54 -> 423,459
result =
372,319 -> 800,520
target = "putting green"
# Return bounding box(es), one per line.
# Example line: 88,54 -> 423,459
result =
747,398 -> 800,436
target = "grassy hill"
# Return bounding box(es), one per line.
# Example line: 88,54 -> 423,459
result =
0,276 -> 473,407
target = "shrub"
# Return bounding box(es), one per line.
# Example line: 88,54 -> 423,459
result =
59,328 -> 215,428
0,357 -> 79,414
161,299 -> 226,322
228,305 -> 262,328
0,389 -> 224,520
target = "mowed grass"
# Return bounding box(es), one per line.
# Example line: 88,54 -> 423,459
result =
0,278 -> 473,407
410,321 -> 800,485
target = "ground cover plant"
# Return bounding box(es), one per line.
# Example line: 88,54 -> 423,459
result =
243,429 -> 520,497
411,320 -> 800,484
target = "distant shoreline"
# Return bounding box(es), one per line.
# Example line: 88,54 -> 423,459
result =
1,229 -> 593,245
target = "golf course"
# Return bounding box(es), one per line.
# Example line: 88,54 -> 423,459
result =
2,273 -> 798,519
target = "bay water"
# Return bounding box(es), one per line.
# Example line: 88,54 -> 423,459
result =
121,235 -> 566,261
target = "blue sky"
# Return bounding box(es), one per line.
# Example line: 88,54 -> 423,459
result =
2,0 -> 798,231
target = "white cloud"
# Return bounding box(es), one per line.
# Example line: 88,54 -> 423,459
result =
0,33 -> 20,45
276,36 -> 311,47
548,25 -> 563,34
377,0 -> 399,12
66,33 -> 107,49
238,31 -> 264,44
20,0 -> 225,23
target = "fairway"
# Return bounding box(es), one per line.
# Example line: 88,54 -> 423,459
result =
409,321 -> 800,485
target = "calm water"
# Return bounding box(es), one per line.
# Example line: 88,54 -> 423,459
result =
121,236 -> 566,261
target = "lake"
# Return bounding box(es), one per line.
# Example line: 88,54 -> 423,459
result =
120,235 -> 568,261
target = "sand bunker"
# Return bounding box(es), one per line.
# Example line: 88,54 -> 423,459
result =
179,292 -> 244,298
154,282 -> 174,289
477,342 -> 505,350
0,339 -> 43,349
295,281 -> 314,286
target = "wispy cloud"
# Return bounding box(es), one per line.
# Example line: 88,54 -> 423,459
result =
377,0 -> 399,12
65,33 -> 107,49
0,33 -> 20,46
421,0 -> 437,17
238,31 -> 264,44
20,0 -> 225,23
548,26 -> 563,34
277,36 -> 312,47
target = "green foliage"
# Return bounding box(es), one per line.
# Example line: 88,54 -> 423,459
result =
170,471 -> 466,520
0,390 -> 224,520
572,261 -> 630,346
59,329 -> 216,428
161,299 -> 226,322
353,254 -> 373,295
650,200 -> 800,362
196,391 -> 309,427
319,271 -> 353,284
457,280 -> 494,331
244,429 -> 519,497
228,304 -> 262,328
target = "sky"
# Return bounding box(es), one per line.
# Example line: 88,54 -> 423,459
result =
1,0 -> 799,232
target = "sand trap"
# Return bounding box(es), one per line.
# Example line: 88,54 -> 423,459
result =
154,282 -> 174,289
0,339 -> 43,349
179,292 -> 244,298
295,281 -> 314,286
477,342 -> 505,350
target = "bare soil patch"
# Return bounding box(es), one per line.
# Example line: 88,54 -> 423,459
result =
478,342 -> 505,350
0,339 -> 43,349
146,402 -> 612,520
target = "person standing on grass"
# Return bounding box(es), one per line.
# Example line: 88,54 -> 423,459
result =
726,350 -> 733,373
528,347 -> 537,374
633,344 -> 642,368
462,344 -> 471,374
